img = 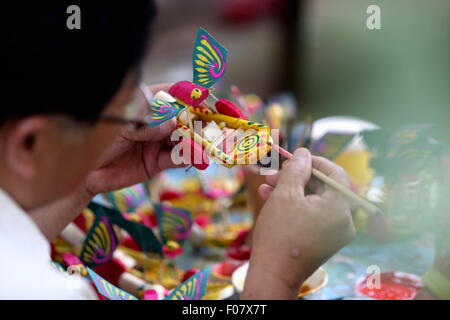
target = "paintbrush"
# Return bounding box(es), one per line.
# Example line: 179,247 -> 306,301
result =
270,143 -> 382,216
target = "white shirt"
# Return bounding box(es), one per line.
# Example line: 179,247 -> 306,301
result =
0,189 -> 97,299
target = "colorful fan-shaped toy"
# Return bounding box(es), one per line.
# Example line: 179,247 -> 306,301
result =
192,28 -> 228,88
79,216 -> 118,268
165,267 -> 211,300
145,99 -> 185,128
154,203 -> 193,244
80,202 -> 162,268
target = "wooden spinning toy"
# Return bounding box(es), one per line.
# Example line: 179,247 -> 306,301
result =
145,28 -> 271,170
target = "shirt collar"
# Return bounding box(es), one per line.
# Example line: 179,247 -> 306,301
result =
0,188 -> 49,252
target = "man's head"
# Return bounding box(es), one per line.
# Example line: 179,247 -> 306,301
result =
0,1 -> 156,210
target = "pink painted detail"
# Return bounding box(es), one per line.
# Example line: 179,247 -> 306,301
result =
194,273 -> 204,300
195,215 -> 211,228
143,289 -> 159,300
215,99 -> 246,119
61,252 -> 83,267
164,288 -> 171,297
201,188 -> 231,199
212,260 -> 243,278
178,138 -> 209,170
162,245 -> 184,259
210,62 -> 226,79
168,81 -> 209,106
92,217 -> 117,264
159,205 -> 192,241
201,35 -> 226,79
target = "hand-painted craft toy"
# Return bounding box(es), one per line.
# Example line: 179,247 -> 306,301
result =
79,202 -> 162,268
52,198 -> 214,300
145,28 -> 272,170
154,203 -> 193,244
164,267 -> 211,300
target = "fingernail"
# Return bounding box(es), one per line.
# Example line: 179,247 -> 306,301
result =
293,148 -> 309,160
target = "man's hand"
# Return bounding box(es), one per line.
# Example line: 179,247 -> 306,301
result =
242,148 -> 356,299
83,83 -> 183,196
30,84 -> 184,241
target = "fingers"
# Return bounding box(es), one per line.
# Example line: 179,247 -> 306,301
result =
312,156 -> 350,188
275,148 -> 312,198
258,184 -> 274,201
155,147 -> 185,171
309,156 -> 351,202
263,153 -> 349,200
122,82 -> 177,142
265,171 -> 280,188
148,83 -> 174,95
123,118 -> 177,142
140,142 -> 185,172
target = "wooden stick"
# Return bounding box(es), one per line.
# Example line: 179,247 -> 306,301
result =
183,107 -> 194,132
271,144 -> 382,215
176,121 -> 231,165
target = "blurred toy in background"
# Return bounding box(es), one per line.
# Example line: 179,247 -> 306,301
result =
104,183 -> 156,228
50,199 -> 218,300
79,202 -> 162,268
218,0 -> 285,23
362,124 -> 444,242
105,183 -> 148,213
165,266 -> 212,300
154,203 -> 192,277
154,204 -> 193,246
362,124 -> 442,179
309,116 -> 378,194
151,165 -> 250,252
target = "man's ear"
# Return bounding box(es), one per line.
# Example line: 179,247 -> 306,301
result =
2,116 -> 50,180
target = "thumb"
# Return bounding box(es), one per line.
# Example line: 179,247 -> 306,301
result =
276,148 -> 312,197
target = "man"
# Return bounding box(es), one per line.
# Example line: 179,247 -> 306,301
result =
0,1 -> 355,299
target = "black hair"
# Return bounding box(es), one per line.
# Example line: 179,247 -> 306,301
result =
2,0 -> 157,124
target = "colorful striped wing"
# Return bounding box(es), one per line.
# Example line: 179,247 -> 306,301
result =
80,216 -> 118,268
192,28 -> 228,88
87,268 -> 138,300
88,202 -> 163,256
154,204 -> 193,244
145,99 -> 184,127
165,267 -> 211,300
106,184 -> 148,212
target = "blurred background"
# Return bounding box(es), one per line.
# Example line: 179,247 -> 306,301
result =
143,0 -> 449,129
